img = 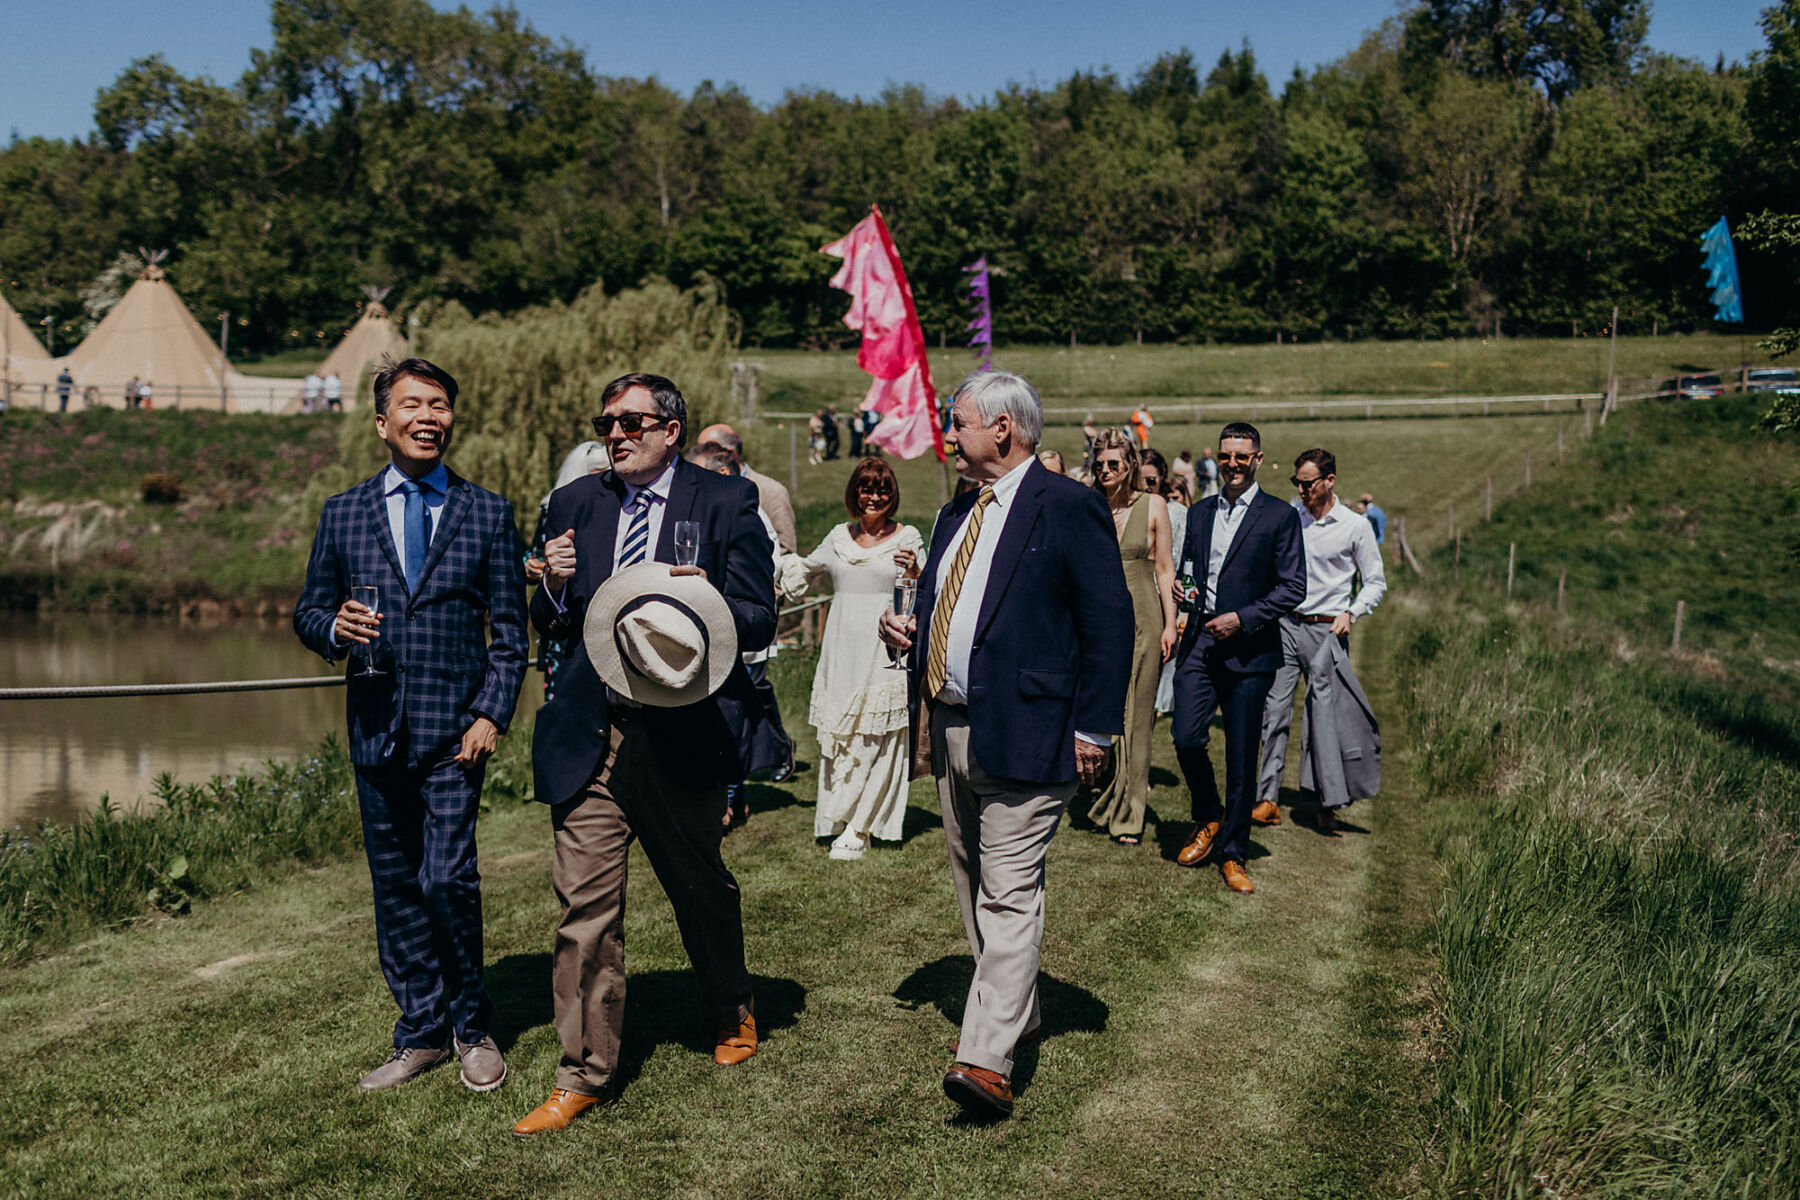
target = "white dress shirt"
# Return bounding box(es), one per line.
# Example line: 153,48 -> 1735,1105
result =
932,458 -> 1103,745
1293,497 -> 1387,619
381,462 -> 448,564
932,457 -> 1034,707
1202,482 -> 1261,613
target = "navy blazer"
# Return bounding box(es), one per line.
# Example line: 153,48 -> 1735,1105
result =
1176,487 -> 1307,674
295,468 -> 529,769
909,459 -> 1133,785
528,458 -> 776,806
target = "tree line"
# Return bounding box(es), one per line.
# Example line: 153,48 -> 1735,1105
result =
2,0 -> 1796,356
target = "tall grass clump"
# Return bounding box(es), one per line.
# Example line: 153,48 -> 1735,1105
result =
1395,595 -> 1800,1195
0,720 -> 538,967
298,275 -> 736,533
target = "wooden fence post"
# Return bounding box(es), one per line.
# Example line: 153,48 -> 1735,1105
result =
1506,542 -> 1515,597
1671,600 -> 1685,652
789,423 -> 799,498
1447,503 -> 1455,543
1585,405 -> 1594,440
1524,452 -> 1532,491
1556,567 -> 1566,613
1557,429 -> 1565,466
1396,516 -> 1428,579
1485,477 -> 1493,521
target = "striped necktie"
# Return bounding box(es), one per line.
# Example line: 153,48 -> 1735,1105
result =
618,490 -> 654,568
923,487 -> 997,700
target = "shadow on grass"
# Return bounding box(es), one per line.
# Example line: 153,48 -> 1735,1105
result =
744,781 -> 803,817
893,954 -> 1108,1099
484,955 -> 805,1098
901,800 -> 943,843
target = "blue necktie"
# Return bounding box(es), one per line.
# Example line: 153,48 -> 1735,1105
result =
618,491 -> 653,568
400,479 -> 431,593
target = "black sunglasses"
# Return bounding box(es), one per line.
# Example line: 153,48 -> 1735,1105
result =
1291,475 -> 1328,490
592,412 -> 671,437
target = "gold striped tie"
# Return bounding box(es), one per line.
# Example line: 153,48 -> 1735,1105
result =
924,487 -> 997,700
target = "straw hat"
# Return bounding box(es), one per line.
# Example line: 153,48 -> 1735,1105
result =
584,562 -> 738,707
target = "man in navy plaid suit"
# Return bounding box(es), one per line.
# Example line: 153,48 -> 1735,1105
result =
295,357 -> 528,1094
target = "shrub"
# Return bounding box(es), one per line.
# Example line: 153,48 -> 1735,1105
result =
140,472 -> 186,504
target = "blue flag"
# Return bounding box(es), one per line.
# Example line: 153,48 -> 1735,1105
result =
1699,217 -> 1743,324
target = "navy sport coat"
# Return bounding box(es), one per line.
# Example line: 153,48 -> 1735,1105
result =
909,459 -> 1133,785
1176,487 -> 1307,674
527,458 -> 777,806
295,468 -> 529,768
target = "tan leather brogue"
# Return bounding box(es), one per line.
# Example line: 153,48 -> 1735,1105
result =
714,1003 -> 757,1066
1250,799 -> 1282,826
944,1063 -> 1014,1117
1176,821 -> 1221,867
1220,860 -> 1255,894
512,1088 -> 611,1138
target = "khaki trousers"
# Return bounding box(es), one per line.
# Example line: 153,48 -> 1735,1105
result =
931,704 -> 1073,1077
549,720 -> 751,1097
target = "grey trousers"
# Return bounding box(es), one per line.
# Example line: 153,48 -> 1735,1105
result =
1256,617 -> 1344,808
931,703 -> 1072,1077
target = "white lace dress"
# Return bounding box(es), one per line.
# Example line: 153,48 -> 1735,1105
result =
779,522 -> 924,844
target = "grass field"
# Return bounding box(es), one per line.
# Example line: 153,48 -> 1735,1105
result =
754,333 -> 1773,416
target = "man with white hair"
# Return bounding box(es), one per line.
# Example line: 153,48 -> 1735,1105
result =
697,422 -> 797,555
881,371 -> 1131,1120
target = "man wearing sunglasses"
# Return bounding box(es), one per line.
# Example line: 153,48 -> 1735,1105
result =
1168,422 -> 1306,894
514,372 -> 776,1135
1253,449 -> 1385,833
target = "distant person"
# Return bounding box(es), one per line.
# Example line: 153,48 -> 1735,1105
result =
1037,448 -> 1066,475
1129,405 -> 1154,451
303,370 -> 324,415
293,357 -> 528,1094
125,375 -> 142,409
861,409 -> 881,454
848,407 -> 866,456
55,368 -> 73,413
1085,431 -> 1177,846
1172,448 -> 1197,496
1143,449 -> 1189,717
697,422 -> 798,557
821,404 -> 840,460
1081,413 -> 1099,475
1255,448 -> 1385,832
323,371 -> 345,411
526,441 -> 611,701
781,457 -> 922,859
1198,447 -> 1220,498
808,410 -> 826,465
1355,493 -> 1387,544
138,379 -> 154,409
1169,422 -> 1306,895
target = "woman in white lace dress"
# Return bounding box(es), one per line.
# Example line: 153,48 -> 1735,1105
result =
779,458 -> 923,860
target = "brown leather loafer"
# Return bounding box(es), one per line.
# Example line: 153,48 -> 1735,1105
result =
1176,821 -> 1221,867
714,1003 -> 758,1066
511,1088 -> 612,1137
1250,799 -> 1281,826
1220,860 -> 1255,894
944,1063 -> 1014,1117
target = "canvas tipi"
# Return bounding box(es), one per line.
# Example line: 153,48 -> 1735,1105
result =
310,287 -> 410,410
2,290 -> 50,369
49,253 -> 230,407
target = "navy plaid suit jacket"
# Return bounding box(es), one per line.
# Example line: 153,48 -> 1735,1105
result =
295,467 -> 529,769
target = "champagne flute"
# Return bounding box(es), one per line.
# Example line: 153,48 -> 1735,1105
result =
674,521 -> 700,567
349,579 -> 384,677
886,572 -> 918,670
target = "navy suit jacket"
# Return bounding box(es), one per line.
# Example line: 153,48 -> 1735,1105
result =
909,459 -> 1133,785
295,468 -> 529,769
1177,487 -> 1307,674
528,458 -> 776,806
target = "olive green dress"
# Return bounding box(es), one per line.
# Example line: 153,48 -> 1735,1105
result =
1089,493 -> 1160,839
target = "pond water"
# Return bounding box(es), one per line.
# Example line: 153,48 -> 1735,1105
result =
0,612 -> 543,829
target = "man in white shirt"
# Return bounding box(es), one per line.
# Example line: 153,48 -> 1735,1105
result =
302,371 -> 323,414
323,371 -> 345,411
1254,448 -> 1386,831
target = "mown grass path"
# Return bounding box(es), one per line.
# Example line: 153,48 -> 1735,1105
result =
0,621 -> 1437,1199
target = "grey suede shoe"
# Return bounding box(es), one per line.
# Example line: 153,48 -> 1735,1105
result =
454,1035 -> 508,1092
358,1045 -> 451,1091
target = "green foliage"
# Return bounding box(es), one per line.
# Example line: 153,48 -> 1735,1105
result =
0,0 -> 1776,355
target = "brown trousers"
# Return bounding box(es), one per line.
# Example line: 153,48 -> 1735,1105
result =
550,719 -> 752,1097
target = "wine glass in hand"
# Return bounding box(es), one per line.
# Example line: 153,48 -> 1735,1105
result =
886,572 -> 918,670
349,581 -> 385,677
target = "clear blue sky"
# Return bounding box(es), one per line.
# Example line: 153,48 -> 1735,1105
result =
2,0 -> 1775,142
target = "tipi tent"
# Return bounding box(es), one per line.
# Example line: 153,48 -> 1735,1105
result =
51,258 -> 230,407
2,290 -> 50,368
308,288 -> 411,411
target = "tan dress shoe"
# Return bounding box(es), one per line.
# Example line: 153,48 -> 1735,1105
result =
1220,860 -> 1255,894
512,1088 -> 611,1137
714,1003 -> 757,1066
357,1045 -> 450,1091
944,1063 -> 1014,1117
1250,799 -> 1281,825
1176,821 -> 1221,867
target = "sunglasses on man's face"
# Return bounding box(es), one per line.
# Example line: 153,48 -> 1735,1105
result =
592,412 -> 670,437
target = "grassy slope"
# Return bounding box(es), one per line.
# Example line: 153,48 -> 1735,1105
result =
0,626 -> 1438,1199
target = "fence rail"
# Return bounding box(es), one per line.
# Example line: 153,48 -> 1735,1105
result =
2,378 -> 308,415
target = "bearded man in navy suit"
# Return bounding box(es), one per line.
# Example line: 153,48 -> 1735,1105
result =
1169,421 -> 1307,894
295,357 -> 528,1093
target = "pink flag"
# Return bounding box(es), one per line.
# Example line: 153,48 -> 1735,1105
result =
820,205 -> 944,460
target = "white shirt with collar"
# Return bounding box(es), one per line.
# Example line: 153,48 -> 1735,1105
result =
1294,497 -> 1387,619
381,461 -> 448,563
1202,481 -> 1261,613
931,458 -> 1104,746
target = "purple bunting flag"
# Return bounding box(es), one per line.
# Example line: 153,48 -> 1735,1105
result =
963,256 -> 993,371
